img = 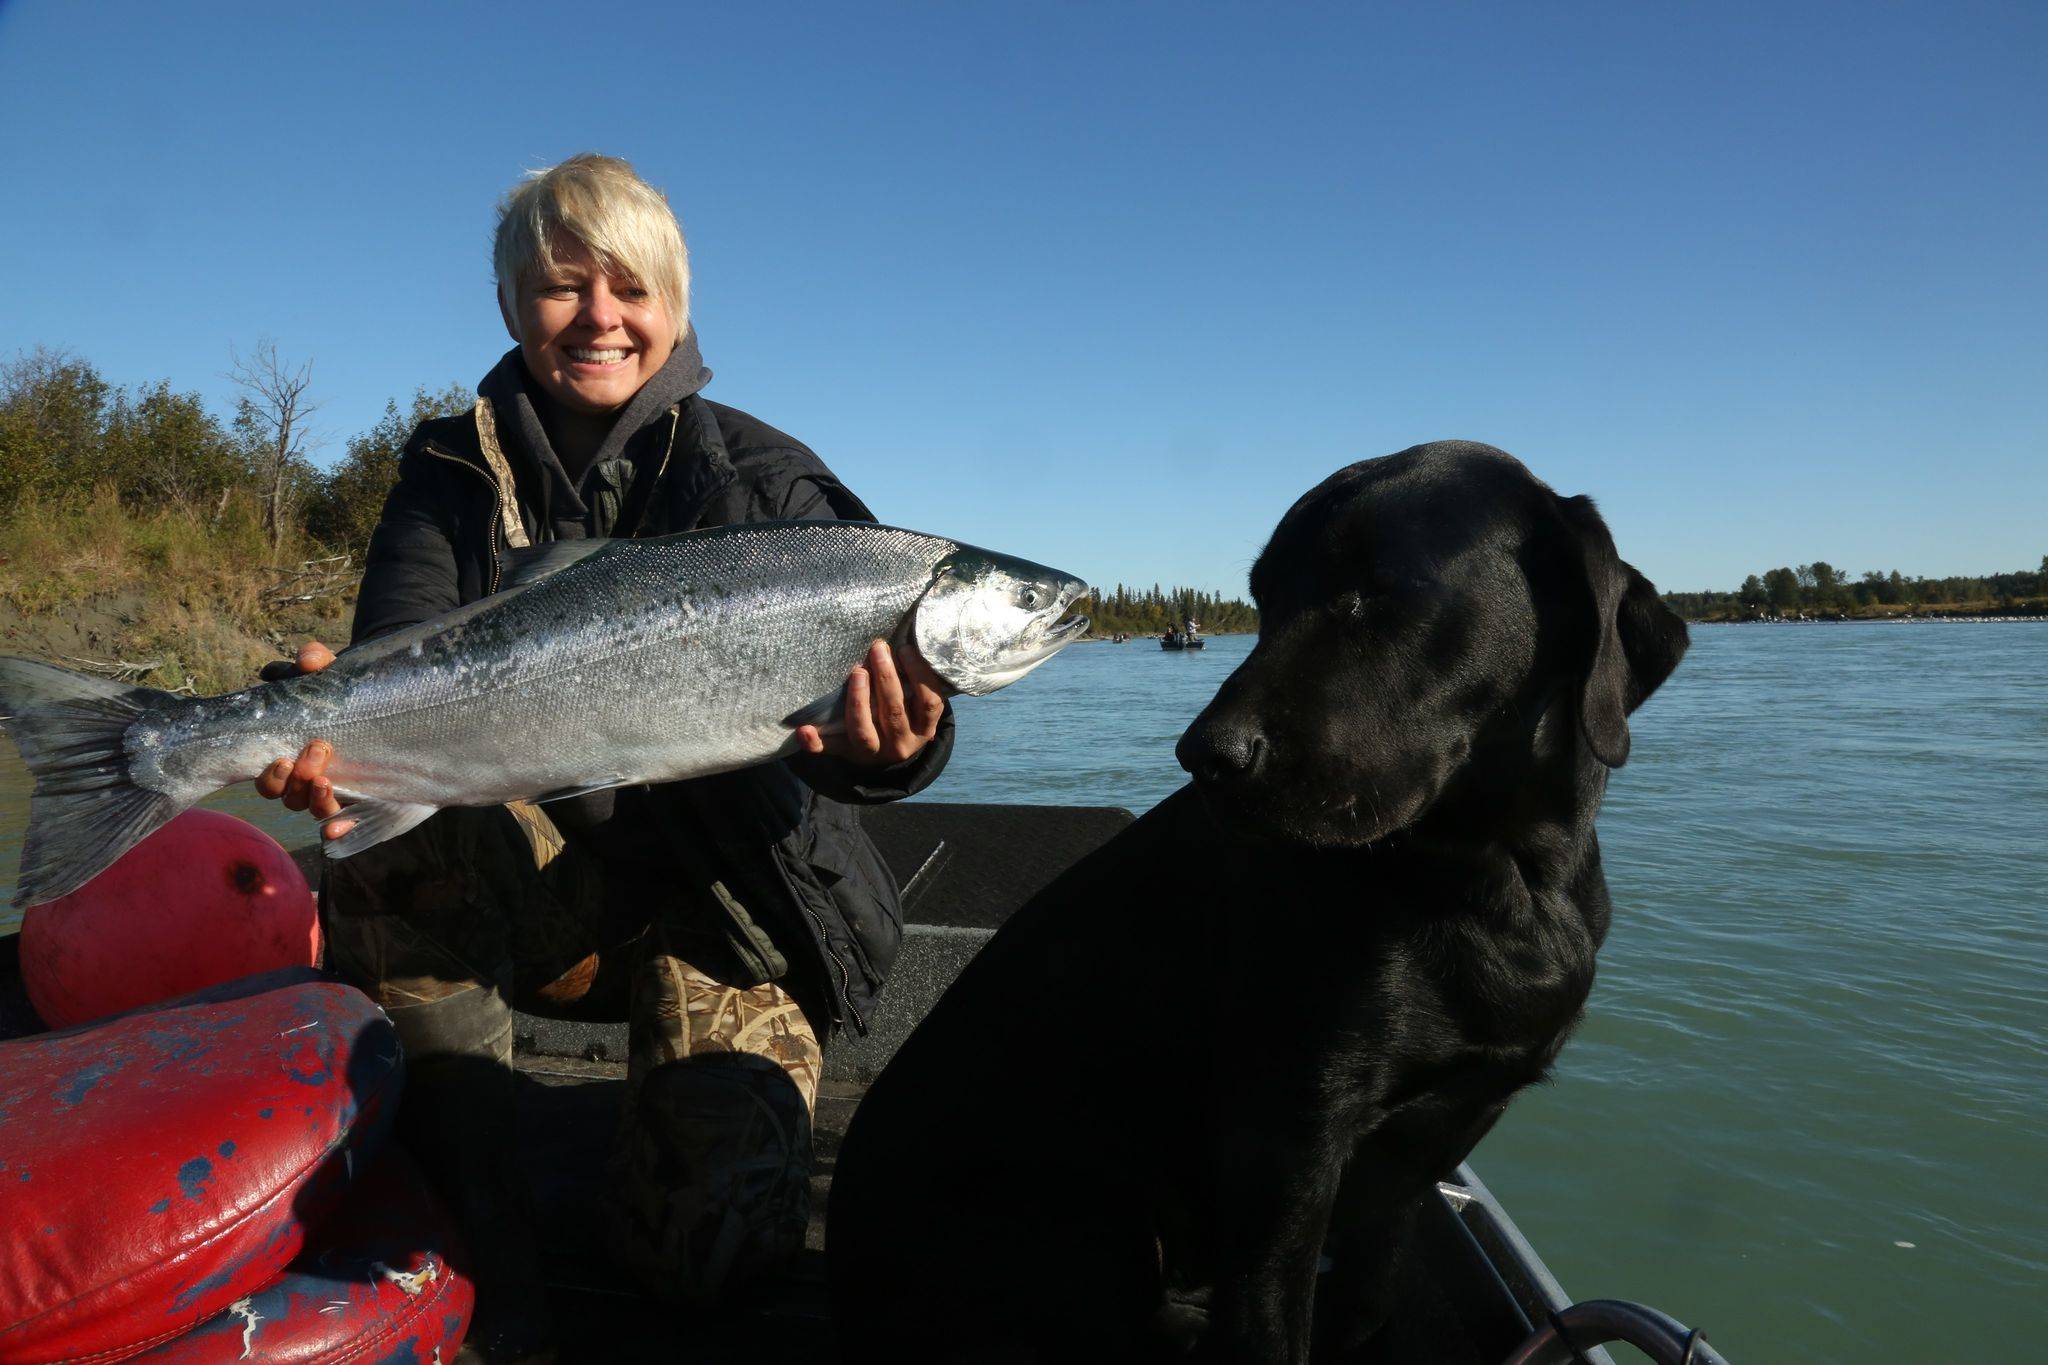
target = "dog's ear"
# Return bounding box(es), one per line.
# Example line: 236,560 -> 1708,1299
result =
1559,495 -> 1690,769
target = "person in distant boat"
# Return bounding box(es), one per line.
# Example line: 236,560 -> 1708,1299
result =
252,155 -> 952,1362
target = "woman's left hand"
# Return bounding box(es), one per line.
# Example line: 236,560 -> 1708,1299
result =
797,639 -> 947,767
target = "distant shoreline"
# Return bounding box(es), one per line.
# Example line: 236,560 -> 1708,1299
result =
1078,631 -> 1254,642
1687,612 -> 2046,626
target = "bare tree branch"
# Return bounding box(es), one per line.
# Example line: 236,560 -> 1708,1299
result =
261,552 -> 355,604
59,655 -> 197,695
227,339 -> 322,555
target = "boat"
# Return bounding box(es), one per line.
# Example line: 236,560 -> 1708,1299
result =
0,803 -> 1729,1363
1163,613 -> 1208,650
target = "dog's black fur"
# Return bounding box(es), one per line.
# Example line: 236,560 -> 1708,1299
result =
828,443 -> 1688,1364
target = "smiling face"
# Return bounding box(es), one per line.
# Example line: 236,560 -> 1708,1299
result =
501,236 -> 677,414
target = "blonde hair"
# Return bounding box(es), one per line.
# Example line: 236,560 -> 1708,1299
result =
494,154 -> 689,339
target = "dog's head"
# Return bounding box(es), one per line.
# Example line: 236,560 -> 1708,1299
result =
1177,442 -> 1688,847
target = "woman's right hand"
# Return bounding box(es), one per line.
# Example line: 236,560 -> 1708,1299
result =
252,642 -> 352,837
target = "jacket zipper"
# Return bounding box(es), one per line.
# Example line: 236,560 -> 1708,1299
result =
763,833 -> 860,1033
803,897 -> 862,1033
423,440 -> 508,592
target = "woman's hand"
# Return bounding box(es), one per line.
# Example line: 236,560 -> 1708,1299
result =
252,641 -> 355,840
797,639 -> 947,768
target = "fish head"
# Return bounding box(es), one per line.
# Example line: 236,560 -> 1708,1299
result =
912,548 -> 1091,696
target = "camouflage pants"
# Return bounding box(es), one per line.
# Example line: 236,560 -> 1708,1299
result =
322,801 -> 821,1308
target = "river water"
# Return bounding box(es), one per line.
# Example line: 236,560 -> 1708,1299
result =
4,625 -> 2044,1361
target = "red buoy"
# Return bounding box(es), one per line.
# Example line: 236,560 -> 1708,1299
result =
19,809 -> 321,1028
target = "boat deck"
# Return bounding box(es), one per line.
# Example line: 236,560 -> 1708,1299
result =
508,1059 -> 1540,1363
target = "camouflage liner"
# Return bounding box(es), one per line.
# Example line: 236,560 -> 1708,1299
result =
322,799 -> 820,1305
627,951 -> 821,1114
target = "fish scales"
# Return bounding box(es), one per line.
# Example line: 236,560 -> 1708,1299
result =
151,523 -> 948,806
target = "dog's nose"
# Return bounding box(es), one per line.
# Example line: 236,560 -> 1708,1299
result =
1177,718 -> 1266,785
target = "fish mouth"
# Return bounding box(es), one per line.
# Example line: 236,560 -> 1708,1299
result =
1007,611 -> 1090,671
1043,582 -> 1092,649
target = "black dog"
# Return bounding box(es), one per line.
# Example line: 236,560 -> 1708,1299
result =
828,443 -> 1688,1363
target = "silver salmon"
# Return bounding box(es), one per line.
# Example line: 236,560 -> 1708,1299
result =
0,520 -> 1089,908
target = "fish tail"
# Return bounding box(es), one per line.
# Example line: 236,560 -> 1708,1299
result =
0,657 -> 191,909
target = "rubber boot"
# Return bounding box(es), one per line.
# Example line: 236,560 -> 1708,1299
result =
609,1051 -> 815,1306
607,951 -> 819,1305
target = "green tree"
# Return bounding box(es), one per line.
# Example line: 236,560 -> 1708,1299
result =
304,383 -> 470,553
1808,561 -> 1847,612
0,348 -> 114,503
1857,569 -> 1907,607
1763,566 -> 1800,613
103,380 -> 243,510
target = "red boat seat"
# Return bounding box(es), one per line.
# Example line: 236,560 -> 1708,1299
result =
138,1146 -> 472,1363
0,969 -> 402,1364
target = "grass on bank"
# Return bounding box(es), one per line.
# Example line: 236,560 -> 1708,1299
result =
0,488 -> 353,694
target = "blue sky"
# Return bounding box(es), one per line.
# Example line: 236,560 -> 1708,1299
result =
2,0 -> 2042,595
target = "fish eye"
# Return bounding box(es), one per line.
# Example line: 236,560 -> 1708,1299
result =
1019,588 -> 1041,609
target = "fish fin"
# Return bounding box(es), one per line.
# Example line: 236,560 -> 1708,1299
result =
503,539 -> 620,590
334,542 -> 626,671
780,692 -> 846,734
335,598 -> 519,669
533,776 -> 631,803
321,796 -> 440,859
0,657 -> 191,908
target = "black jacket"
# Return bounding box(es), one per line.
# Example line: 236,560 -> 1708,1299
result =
351,379 -> 952,1033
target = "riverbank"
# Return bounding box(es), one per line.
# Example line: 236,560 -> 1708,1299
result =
0,493 -> 351,694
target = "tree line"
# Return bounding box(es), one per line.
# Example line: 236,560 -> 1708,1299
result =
1085,584 -> 1259,637
0,345 -> 469,558
1661,559 -> 2048,621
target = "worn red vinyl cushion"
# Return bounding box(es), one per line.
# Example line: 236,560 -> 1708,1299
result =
140,1146 -> 472,1363
0,969 -> 402,1364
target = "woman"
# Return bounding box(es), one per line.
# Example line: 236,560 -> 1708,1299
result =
258,154 -> 950,1361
